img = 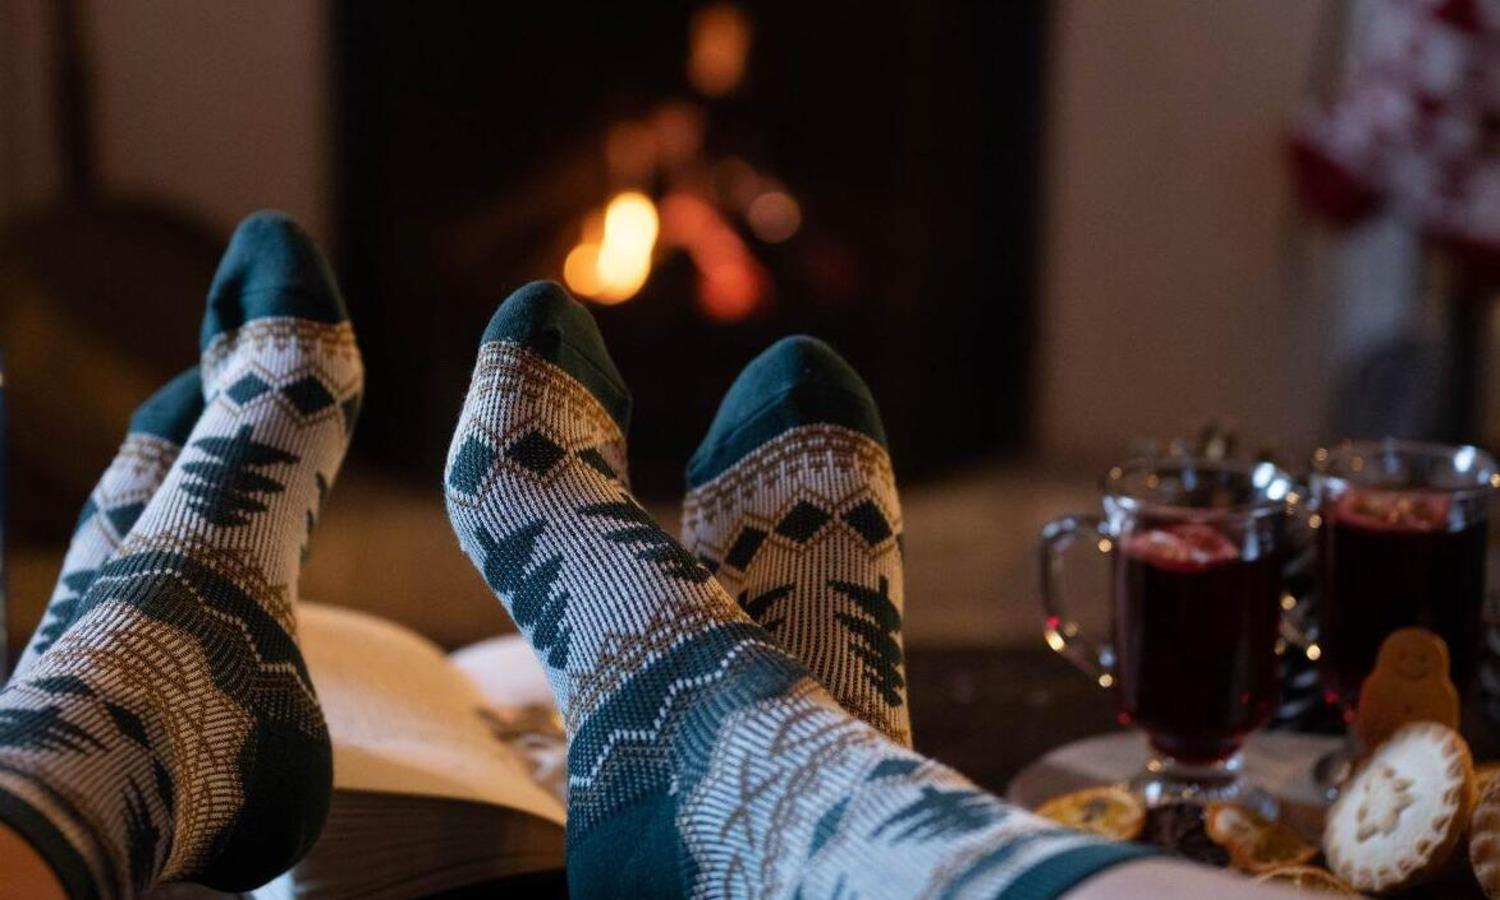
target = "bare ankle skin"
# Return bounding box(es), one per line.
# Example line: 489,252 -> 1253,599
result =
1063,858 -> 1327,900
0,824 -> 65,900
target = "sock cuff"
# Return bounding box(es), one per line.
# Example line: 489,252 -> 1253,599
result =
0,779 -> 106,900
999,840 -> 1158,900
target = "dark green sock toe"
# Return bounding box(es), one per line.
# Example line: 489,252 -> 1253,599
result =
128,368 -> 204,443
201,211 -> 348,348
482,281 -> 632,431
687,336 -> 887,488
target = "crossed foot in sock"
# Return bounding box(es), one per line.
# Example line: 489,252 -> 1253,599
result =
0,213 -> 361,898
444,282 -> 1150,898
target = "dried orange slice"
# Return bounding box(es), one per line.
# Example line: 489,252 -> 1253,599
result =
1254,865 -> 1357,893
1035,785 -> 1145,841
1205,803 -> 1317,874
1205,803 -> 1261,846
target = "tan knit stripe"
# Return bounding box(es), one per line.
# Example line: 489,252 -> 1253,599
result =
683,425 -> 896,528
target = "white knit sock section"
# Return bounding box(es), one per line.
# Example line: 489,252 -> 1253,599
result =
683,423 -> 911,745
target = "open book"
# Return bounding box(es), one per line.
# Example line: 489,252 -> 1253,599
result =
246,603 -> 567,899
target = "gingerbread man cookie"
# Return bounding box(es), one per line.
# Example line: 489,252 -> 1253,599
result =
1355,627 -> 1459,752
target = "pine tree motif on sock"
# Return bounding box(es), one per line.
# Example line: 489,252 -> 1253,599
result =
682,337 -> 912,745
0,212 -> 361,898
446,283 -> 1150,899
12,370 -> 204,678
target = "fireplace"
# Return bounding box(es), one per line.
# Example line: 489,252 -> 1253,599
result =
333,1 -> 1049,494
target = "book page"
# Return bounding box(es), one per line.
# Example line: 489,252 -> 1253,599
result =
449,633 -> 553,709
298,603 -> 565,825
450,635 -> 566,804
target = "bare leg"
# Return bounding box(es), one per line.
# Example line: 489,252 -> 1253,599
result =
1065,858 -> 1311,899
0,825 -> 65,900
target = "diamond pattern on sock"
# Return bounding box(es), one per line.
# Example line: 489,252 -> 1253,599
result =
774,500 -> 832,543
278,374 -> 337,415
225,373 -> 271,405
723,525 -> 768,570
842,498 -> 894,547
505,429 -> 567,476
447,435 -> 497,495
576,446 -> 618,479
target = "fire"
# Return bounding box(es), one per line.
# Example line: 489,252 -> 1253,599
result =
564,192 -> 660,304
688,3 -> 751,97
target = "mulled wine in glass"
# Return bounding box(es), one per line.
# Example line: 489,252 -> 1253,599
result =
1307,440 -> 1496,785
1039,458 -> 1294,815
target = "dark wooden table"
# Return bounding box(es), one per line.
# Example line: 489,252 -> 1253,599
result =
907,645 -> 1121,796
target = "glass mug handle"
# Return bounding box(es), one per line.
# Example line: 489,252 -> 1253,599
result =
1038,514 -> 1114,682
1277,488 -> 1319,651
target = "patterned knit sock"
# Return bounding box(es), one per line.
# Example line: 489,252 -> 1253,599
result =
0,211 -> 361,898
445,282 -> 1149,899
12,369 -> 203,679
682,336 -> 910,745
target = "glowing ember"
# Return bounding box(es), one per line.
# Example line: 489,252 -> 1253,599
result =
564,192 -> 660,304
688,3 -> 752,97
746,190 -> 801,243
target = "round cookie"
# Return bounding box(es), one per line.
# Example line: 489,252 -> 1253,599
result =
1324,722 -> 1476,894
1477,761 -> 1500,799
1470,776 -> 1500,897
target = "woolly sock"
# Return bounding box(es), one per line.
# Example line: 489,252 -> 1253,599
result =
0,211 -> 361,898
682,336 -> 910,745
445,282 -> 1149,899
12,370 -> 204,679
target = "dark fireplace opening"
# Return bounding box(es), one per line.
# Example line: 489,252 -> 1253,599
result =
335,1 -> 1048,496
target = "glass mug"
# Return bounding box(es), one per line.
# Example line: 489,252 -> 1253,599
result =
1038,457 -> 1294,814
1311,439 -> 1497,716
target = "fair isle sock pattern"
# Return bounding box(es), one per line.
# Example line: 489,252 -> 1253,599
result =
0,213 -> 359,899
444,282 -> 1150,899
13,370 -> 204,680
683,423 -> 910,746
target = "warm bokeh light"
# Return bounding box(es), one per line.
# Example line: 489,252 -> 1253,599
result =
563,243 -> 605,298
652,102 -> 705,167
746,190 -> 801,243
714,156 -> 762,211
564,192 -> 660,304
688,3 -> 751,97
604,121 -> 657,180
660,190 -> 769,321
699,257 -> 761,321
